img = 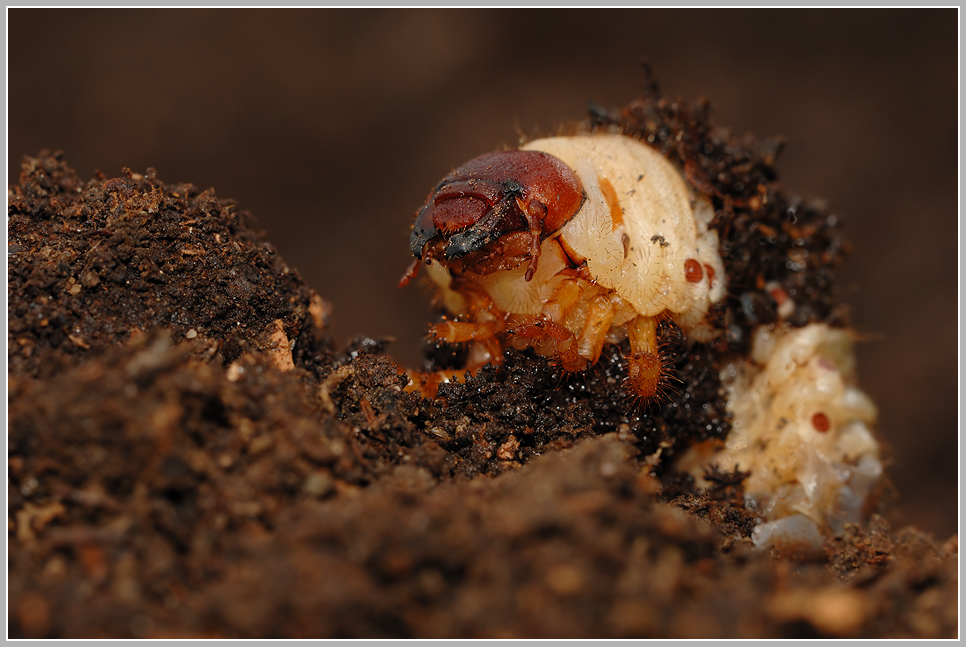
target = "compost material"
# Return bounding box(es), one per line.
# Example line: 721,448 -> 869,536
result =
8,85 -> 957,638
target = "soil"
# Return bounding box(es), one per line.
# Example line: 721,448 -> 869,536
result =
8,80 -> 958,639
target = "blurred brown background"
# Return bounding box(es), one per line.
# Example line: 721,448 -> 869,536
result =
8,9 -> 958,538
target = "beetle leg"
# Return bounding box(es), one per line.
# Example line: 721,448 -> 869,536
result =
577,295 -> 617,364
507,317 -> 586,372
404,367 -> 470,398
543,273 -> 584,323
429,319 -> 500,344
411,318 -> 505,399
398,257 -> 421,287
455,278 -> 499,318
624,315 -> 669,402
466,335 -> 504,367
552,334 -> 587,372
508,318 -> 570,342
516,198 -> 548,282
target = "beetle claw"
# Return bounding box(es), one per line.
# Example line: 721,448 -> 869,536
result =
524,259 -> 538,282
398,258 -> 421,288
518,198 -> 548,282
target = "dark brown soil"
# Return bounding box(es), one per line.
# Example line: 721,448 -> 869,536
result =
8,85 -> 958,639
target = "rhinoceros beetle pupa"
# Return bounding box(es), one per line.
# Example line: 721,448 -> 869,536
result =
401,133 -> 726,402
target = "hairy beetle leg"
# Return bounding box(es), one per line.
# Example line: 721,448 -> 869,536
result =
398,258 -> 421,287
429,319 -> 500,343
543,274 -> 584,324
577,295 -> 617,367
407,319 -> 506,398
404,367 -> 469,397
624,315 -> 669,402
507,317 -> 586,372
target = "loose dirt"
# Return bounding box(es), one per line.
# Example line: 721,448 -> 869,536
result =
8,81 -> 957,638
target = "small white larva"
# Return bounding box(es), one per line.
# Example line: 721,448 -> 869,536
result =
681,323 -> 882,556
402,133 -> 726,401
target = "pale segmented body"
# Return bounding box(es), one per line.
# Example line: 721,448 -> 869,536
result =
682,323 -> 882,555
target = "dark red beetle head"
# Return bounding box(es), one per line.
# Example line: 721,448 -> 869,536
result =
408,149 -> 584,281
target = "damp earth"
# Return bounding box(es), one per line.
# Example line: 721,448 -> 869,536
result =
8,86 -> 958,639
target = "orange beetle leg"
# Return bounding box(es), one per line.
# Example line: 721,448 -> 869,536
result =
429,319 -> 500,344
624,315 -> 671,403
